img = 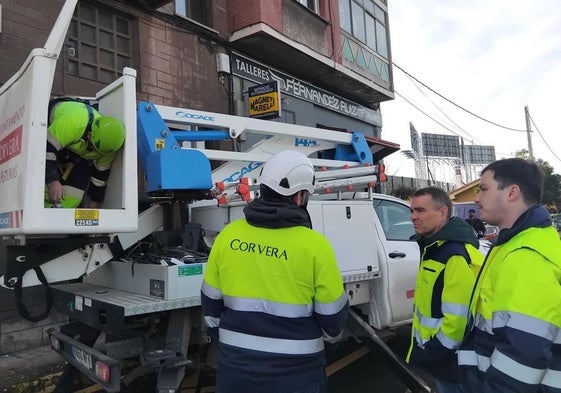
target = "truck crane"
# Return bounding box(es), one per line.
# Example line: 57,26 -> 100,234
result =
0,1 -> 431,392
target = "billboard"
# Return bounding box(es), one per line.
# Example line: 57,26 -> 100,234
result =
421,133 -> 460,158
463,145 -> 496,164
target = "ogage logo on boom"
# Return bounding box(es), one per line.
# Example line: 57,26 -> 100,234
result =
175,111 -> 215,121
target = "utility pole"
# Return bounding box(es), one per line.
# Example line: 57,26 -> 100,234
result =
525,105 -> 534,160
425,156 -> 436,186
460,137 -> 471,183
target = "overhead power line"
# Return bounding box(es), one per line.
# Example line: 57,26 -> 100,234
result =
394,90 -> 465,139
404,73 -> 480,144
393,63 -> 527,133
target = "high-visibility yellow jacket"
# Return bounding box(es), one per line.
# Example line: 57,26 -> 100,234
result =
458,205 -> 561,393
407,217 -> 484,382
46,100 -> 116,207
201,198 -> 349,375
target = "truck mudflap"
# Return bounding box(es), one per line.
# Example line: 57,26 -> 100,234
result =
46,328 -> 121,392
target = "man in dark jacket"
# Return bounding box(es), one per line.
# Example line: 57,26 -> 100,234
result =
465,208 -> 486,238
407,187 -> 483,393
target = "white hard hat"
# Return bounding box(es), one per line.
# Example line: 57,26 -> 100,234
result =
260,150 -> 315,196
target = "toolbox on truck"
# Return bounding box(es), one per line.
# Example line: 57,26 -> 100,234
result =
85,259 -> 206,300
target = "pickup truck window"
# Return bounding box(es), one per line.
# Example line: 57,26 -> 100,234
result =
373,199 -> 415,241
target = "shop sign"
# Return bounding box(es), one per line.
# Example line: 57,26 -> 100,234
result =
232,53 -> 382,127
248,81 -> 281,119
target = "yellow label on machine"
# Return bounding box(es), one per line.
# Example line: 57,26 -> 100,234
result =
74,210 -> 99,226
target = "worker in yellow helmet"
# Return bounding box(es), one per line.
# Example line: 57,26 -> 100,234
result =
201,150 -> 348,393
458,158 -> 561,393
45,99 -> 125,208
407,186 -> 484,393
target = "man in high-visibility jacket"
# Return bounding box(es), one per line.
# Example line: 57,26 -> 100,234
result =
407,187 -> 484,393
45,100 -> 125,208
458,158 -> 561,393
201,150 -> 349,393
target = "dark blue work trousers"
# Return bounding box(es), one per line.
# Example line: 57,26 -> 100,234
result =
215,363 -> 326,393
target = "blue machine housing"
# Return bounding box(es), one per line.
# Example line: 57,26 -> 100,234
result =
137,101 -> 214,192
322,132 -> 373,165
144,149 -> 212,192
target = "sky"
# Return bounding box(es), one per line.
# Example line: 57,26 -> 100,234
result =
380,1 -> 561,185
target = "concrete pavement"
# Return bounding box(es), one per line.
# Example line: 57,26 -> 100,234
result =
0,344 -> 213,393
0,344 -> 65,392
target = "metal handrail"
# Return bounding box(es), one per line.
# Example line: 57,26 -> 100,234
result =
347,309 -> 434,393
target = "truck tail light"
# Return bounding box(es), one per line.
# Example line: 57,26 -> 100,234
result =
95,361 -> 111,382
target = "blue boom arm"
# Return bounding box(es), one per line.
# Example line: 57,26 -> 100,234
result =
136,101 -> 230,193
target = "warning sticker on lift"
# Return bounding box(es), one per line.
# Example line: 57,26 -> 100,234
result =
74,209 -> 99,226
178,264 -> 203,276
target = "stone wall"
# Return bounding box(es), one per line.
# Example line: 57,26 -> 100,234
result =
0,287 -> 66,355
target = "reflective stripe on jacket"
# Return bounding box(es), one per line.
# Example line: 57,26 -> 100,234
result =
201,218 -> 348,374
407,239 -> 483,382
459,209 -> 561,393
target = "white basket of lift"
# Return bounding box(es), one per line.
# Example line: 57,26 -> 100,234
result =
0,0 -> 137,236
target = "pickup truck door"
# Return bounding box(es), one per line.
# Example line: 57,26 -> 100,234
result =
370,197 -> 419,328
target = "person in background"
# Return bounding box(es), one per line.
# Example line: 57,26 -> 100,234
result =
407,187 -> 484,393
458,158 -> 561,393
201,150 -> 349,393
465,208 -> 486,238
45,99 -> 125,208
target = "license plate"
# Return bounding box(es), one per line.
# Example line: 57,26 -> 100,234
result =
72,346 -> 93,370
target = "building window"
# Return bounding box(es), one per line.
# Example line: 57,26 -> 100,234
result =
175,0 -> 208,25
67,3 -> 132,83
339,0 -> 388,58
295,0 -> 319,13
